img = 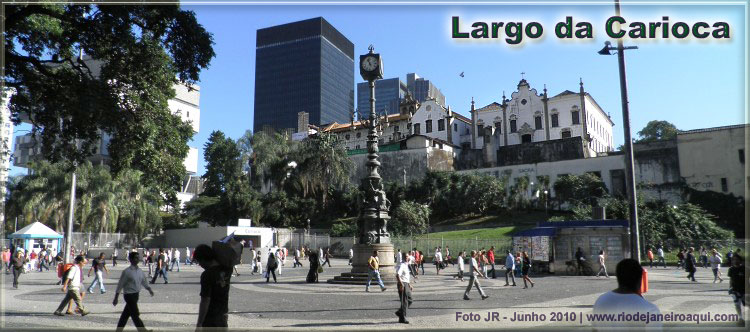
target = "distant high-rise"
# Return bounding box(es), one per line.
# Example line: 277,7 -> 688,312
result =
406,73 -> 446,107
356,77 -> 408,119
254,17 -> 354,133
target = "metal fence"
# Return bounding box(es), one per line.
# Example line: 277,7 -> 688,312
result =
647,239 -> 747,254
391,237 -> 512,260
68,232 -> 139,250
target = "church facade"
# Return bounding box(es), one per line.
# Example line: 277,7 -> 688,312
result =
470,79 -> 615,159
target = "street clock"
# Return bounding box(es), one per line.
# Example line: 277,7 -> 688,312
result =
359,45 -> 383,81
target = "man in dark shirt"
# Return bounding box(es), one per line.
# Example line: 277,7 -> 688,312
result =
88,252 -> 109,294
11,250 -> 26,288
727,254 -> 745,326
194,244 -> 232,330
575,247 -> 586,275
149,248 -> 168,284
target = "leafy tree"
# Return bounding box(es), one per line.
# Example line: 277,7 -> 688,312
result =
236,130 -> 254,175
249,131 -> 296,190
331,219 -> 358,237
5,4 -> 215,196
553,173 -> 608,207
183,195 -> 220,226
636,120 -> 679,143
292,132 -> 352,206
391,201 -> 430,236
202,130 -> 242,197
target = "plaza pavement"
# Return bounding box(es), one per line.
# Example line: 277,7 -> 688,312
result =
0,258 -> 745,331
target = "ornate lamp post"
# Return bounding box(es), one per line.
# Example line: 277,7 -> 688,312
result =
329,46 -> 396,284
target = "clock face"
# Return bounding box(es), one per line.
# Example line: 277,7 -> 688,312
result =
361,56 -> 378,71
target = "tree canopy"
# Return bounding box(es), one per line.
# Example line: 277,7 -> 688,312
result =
4,4 -> 215,196
636,120 -> 679,143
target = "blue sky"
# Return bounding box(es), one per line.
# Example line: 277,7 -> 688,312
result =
10,2 -> 747,177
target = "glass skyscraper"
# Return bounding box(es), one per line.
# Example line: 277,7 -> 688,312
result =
356,78 -> 408,119
254,17 -> 354,133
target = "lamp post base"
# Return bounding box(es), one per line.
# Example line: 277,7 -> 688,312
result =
327,243 -> 396,285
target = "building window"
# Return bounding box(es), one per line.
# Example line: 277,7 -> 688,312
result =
510,120 -> 517,133
438,119 -> 445,131
356,132 -> 361,138
426,120 -> 433,133
561,130 -> 571,139
477,124 -> 484,135
740,149 -> 745,163
454,123 -> 458,132
721,178 -> 728,192
571,111 -> 580,125
187,111 -> 190,118
394,125 -> 399,133
521,134 -> 532,143
534,116 -> 542,130
551,114 -> 559,127
495,122 -> 502,134
345,134 -> 350,140
414,123 -> 421,135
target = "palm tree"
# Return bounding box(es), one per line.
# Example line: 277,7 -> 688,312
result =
294,132 -> 352,207
116,169 -> 162,242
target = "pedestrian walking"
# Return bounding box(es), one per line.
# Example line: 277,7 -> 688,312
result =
112,248 -> 118,267
521,251 -> 535,288
515,252 -> 523,278
38,248 -> 50,272
366,250 -> 387,292
657,246 -> 666,268
592,259 -> 661,330
171,248 -> 181,272
395,252 -> 412,324
596,250 -> 609,278
445,246 -> 454,266
149,248 -> 168,284
575,247 -> 586,275
685,247 -> 697,282
396,249 -> 402,264
194,244 -> 232,330
418,250 -> 425,275
434,247 -> 443,275
254,250 -> 263,275
407,251 -> 418,281
185,247 -> 192,265
146,250 -> 154,277
113,252 -> 154,332
504,251 -> 516,286
709,249 -> 723,283
265,252 -> 278,283
275,249 -> 283,275
480,251 -> 489,278
699,247 -> 708,268
53,255 -> 89,316
453,251 -> 465,281
348,248 -> 353,265
87,252 -> 109,294
11,250 -> 26,288
323,248 -> 332,267
2,248 -> 10,274
677,249 -> 686,269
318,247 -> 325,266
487,246 -> 496,278
293,248 -> 302,268
727,254 -> 746,326
646,247 -> 654,268
463,250 -> 489,300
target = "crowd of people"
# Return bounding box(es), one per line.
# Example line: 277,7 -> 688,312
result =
3,241 -> 746,329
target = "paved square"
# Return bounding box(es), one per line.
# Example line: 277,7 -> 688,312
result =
0,258 -> 744,330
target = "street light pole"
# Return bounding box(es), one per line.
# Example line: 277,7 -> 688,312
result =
64,165 -> 76,264
598,0 -> 640,263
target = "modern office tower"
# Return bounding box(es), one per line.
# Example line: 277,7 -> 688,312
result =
356,78 -> 408,119
406,73 -> 446,107
254,17 -> 354,133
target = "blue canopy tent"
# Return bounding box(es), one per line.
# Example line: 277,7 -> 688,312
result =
8,222 -> 64,253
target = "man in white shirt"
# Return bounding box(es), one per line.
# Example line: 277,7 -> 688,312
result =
434,248 -> 443,275
396,249 -> 402,264
596,250 -> 609,278
656,246 -> 666,268
592,258 -> 661,331
186,247 -> 192,265
113,251 -> 154,331
348,248 -> 354,265
53,255 -> 89,316
293,248 -> 302,268
454,251 -> 465,281
275,249 -> 283,275
395,252 -> 413,324
171,249 -> 181,272
464,250 -> 489,300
